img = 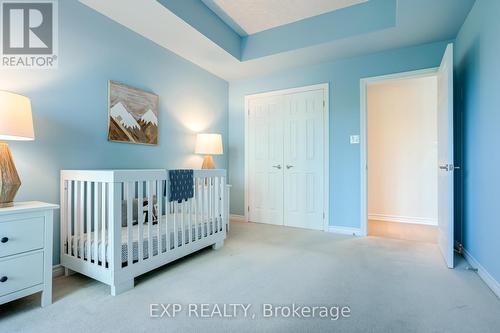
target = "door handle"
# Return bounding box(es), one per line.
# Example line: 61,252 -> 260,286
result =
439,164 -> 460,171
272,165 -> 282,169
286,165 -> 294,169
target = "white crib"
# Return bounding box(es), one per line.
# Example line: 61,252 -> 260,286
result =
60,169 -> 229,295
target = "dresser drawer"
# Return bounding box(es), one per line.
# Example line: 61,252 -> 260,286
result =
0,251 -> 44,297
0,217 -> 44,258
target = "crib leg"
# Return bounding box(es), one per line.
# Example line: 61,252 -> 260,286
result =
111,279 -> 134,296
212,240 -> 224,250
64,267 -> 75,277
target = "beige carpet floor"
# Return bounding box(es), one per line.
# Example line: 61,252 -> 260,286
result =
1,221 -> 499,332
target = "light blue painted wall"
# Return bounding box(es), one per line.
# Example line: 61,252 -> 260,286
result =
0,0 -> 229,264
241,0 -> 397,60
228,41 -> 449,228
157,0 -> 241,59
455,0 -> 500,283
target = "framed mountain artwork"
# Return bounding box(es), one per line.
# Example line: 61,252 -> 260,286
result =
108,80 -> 159,145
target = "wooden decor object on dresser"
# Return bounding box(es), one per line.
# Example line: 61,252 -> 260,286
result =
0,202 -> 59,307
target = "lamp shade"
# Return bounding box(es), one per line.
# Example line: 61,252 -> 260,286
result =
195,133 -> 223,155
0,91 -> 34,141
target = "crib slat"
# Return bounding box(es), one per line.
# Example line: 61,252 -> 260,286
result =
206,178 -> 210,236
202,179 -> 207,238
60,180 -> 66,257
173,201 -> 178,249
215,177 -> 219,232
188,190 -> 193,243
206,178 -> 209,237
211,177 -> 215,234
80,182 -> 86,259
66,181 -> 72,256
208,177 -> 212,234
93,183 -> 99,266
147,181 -> 153,258
73,181 -> 79,257
166,202 -> 171,251
138,182 -> 144,262
86,182 -> 92,261
220,177 -> 229,231
208,177 -> 215,234
157,180 -> 163,253
221,177 -> 225,231
193,178 -> 198,242
76,181 -> 82,258
221,176 -> 226,232
182,200 -> 186,246
219,177 -> 223,232
126,182 -> 133,267
197,181 -> 201,239
101,183 -> 107,266
199,178 -> 203,239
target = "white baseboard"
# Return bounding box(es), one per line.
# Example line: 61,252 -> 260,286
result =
463,248 -> 500,299
230,214 -> 246,223
52,264 -> 65,278
368,214 -> 437,226
328,226 -> 362,236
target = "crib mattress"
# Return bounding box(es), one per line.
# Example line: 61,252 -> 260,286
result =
69,216 -> 218,264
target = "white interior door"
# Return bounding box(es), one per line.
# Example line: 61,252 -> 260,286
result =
247,87 -> 326,230
248,95 -> 284,225
283,90 -> 325,230
437,43 -> 455,268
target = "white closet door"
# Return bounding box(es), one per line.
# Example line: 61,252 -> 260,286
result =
283,90 -> 325,230
248,95 -> 284,225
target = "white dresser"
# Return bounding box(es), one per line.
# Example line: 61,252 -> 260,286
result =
0,202 -> 59,307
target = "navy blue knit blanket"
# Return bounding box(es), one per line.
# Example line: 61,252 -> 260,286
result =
168,169 -> 194,203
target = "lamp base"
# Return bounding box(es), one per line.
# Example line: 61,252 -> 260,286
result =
201,155 -> 216,169
0,142 -> 21,208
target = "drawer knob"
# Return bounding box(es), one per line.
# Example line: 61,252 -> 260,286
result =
0,276 -> 7,283
0,237 -> 8,243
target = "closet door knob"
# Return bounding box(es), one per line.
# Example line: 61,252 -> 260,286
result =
272,165 -> 282,170
286,165 -> 294,169
0,237 -> 8,243
0,276 -> 7,283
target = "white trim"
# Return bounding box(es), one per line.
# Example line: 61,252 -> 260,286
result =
368,214 -> 437,226
244,83 -> 330,231
230,214 -> 246,223
328,226 -> 362,236
360,68 -> 439,237
53,264 -> 65,278
463,249 -> 500,299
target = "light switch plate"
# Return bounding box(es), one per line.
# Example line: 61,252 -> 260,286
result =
350,135 -> 360,144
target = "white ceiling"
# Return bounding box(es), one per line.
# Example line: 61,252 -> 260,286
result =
210,0 -> 368,35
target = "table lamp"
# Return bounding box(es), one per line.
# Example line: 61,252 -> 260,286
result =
195,133 -> 223,169
0,91 -> 34,207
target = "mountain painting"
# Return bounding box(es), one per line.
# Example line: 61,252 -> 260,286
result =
108,81 -> 159,145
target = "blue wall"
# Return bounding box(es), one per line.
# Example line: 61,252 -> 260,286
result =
0,0 -> 229,264
157,0 -> 241,59
229,41 -> 449,228
455,0 -> 500,283
241,0 -> 397,60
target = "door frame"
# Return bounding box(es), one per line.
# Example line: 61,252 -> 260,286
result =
359,68 -> 438,236
244,83 -> 330,231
